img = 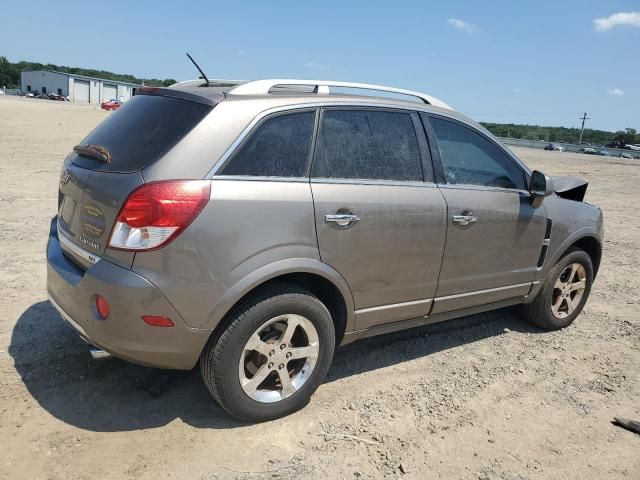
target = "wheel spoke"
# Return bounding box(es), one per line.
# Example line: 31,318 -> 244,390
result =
278,368 -> 295,397
559,298 -> 569,316
568,263 -> 579,283
569,279 -> 586,292
280,316 -> 301,346
552,294 -> 564,310
288,343 -> 319,361
566,296 -> 576,315
554,276 -> 566,289
245,333 -> 271,357
242,364 -> 271,394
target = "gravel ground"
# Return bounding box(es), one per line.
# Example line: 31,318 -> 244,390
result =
0,95 -> 638,479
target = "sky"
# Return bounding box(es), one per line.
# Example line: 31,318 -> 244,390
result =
1,0 -> 638,132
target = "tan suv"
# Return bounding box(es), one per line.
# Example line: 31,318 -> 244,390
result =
47,79 -> 603,421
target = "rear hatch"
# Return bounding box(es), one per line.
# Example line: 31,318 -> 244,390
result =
57,93 -> 213,266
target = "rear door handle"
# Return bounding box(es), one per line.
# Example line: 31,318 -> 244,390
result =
452,214 -> 477,226
325,213 -> 360,227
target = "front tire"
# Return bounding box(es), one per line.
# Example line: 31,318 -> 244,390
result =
200,284 -> 335,422
523,247 -> 593,330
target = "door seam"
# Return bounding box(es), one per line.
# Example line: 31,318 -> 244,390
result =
429,184 -> 450,314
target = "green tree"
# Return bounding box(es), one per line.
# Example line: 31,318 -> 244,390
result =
0,56 -> 19,88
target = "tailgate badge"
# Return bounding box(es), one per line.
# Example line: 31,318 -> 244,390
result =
80,236 -> 101,251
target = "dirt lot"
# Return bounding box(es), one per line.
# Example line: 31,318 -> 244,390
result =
0,95 -> 638,479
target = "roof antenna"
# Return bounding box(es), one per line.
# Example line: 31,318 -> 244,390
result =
186,52 -> 210,86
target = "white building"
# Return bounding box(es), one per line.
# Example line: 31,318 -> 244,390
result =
20,70 -> 141,103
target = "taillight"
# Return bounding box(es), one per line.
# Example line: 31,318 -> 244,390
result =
109,180 -> 210,251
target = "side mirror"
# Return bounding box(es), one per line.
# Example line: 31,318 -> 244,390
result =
529,170 -> 554,208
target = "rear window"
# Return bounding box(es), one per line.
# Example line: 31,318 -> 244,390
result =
71,95 -> 212,172
220,111 -> 315,177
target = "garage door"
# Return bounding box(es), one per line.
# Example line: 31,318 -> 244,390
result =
73,80 -> 90,103
102,84 -> 117,102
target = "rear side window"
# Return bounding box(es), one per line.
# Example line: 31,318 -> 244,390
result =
72,95 -> 212,173
221,111 -> 315,177
429,117 -> 526,190
312,110 -> 422,182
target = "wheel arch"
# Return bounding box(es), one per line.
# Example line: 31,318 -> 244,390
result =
570,236 -> 602,278
549,233 -> 602,279
203,259 -> 355,347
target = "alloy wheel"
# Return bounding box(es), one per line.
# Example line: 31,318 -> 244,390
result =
238,314 -> 320,403
551,263 -> 587,319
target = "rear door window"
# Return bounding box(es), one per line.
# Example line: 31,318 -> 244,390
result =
312,109 -> 423,182
220,110 -> 316,177
428,116 -> 526,189
71,95 -> 212,173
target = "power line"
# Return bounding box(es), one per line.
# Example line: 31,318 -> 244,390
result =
578,112 -> 591,143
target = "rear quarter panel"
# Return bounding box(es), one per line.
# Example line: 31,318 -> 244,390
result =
131,179 -> 321,329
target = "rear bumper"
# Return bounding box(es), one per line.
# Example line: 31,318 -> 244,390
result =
46,217 -> 210,369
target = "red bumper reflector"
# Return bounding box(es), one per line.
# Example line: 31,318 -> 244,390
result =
95,295 -> 110,319
142,315 -> 174,327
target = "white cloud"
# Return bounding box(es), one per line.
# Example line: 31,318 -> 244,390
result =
608,88 -> 625,96
303,61 -> 332,70
447,18 -> 478,33
594,11 -> 640,32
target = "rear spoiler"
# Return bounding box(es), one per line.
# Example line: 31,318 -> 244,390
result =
135,86 -> 222,107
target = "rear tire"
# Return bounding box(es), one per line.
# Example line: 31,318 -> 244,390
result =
200,284 -> 335,422
523,247 -> 593,330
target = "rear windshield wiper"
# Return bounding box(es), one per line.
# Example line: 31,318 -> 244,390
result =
73,144 -> 112,163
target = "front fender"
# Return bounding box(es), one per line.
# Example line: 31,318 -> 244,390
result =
542,227 -> 602,278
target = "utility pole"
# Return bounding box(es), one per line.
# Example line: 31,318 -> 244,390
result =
578,112 -> 590,144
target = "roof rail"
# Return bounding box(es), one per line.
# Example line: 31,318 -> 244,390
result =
228,79 -> 452,110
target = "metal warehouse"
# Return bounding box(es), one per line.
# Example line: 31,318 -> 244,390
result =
20,70 -> 141,103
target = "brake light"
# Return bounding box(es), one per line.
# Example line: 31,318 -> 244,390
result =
109,180 -> 210,251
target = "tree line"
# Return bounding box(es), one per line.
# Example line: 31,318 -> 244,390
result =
1,56 -> 637,145
0,56 -> 176,88
480,122 -> 638,146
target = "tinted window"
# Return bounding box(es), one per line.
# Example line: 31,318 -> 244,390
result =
313,110 -> 423,181
221,111 -> 315,177
430,117 -> 525,189
72,95 -> 212,173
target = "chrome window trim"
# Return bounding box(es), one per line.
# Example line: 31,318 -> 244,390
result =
205,102 -> 441,179
311,178 -> 438,188
212,175 -> 309,183
436,183 -> 531,195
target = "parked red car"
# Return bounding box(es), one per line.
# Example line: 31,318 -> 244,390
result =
101,99 -> 122,111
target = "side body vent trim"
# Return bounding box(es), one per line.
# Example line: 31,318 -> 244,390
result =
537,218 -> 553,268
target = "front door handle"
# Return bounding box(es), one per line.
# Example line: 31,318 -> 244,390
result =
452,213 -> 477,226
325,213 -> 360,227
